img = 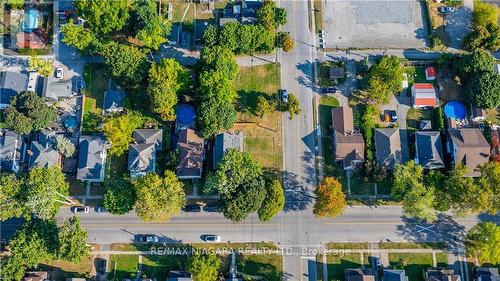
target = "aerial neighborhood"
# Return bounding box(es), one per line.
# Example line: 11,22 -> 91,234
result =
0,0 -> 499,280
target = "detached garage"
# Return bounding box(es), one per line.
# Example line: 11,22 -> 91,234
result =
412,83 -> 438,108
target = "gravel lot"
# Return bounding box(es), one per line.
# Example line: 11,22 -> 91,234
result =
323,0 -> 428,49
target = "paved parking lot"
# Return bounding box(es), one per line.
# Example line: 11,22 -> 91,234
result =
323,0 -> 428,49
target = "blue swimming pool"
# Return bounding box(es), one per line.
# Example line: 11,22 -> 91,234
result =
444,101 -> 467,120
176,104 -> 197,126
23,9 -> 40,32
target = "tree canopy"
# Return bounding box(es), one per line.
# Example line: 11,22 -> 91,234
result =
103,177 -> 136,215
147,58 -> 189,121
75,0 -> 130,36
134,171 -> 186,222
102,42 -> 149,87
102,112 -> 143,156
205,149 -> 266,222
466,222 -> 499,265
365,56 -> 403,104
60,20 -> 99,54
0,173 -> 27,220
55,135 -> 76,157
456,49 -> 496,80
476,162 -> 500,214
28,56 -> 53,77
258,179 -> 285,221
5,91 -> 57,135
188,253 -> 222,281
465,71 -> 500,109
287,94 -> 301,119
57,216 -> 90,262
132,0 -> 172,50
313,177 -> 346,218
24,167 -> 70,220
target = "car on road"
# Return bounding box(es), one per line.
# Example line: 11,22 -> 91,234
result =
183,205 -> 201,212
55,67 -> 64,79
203,235 -> 221,242
203,205 -> 222,212
95,206 -> 107,213
138,235 -> 159,243
322,87 -> 337,94
279,89 -> 289,104
439,6 -> 455,14
71,206 -> 89,214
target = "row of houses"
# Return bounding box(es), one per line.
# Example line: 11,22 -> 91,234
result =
331,106 -> 493,176
345,267 -> 500,281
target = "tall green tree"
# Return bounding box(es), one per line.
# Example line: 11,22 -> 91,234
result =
147,58 -> 189,121
58,216 -> 89,262
205,149 -> 266,222
473,2 -> 499,27
55,135 -> 76,157
24,167 -> 70,220
365,56 -> 403,104
75,0 -> 130,36
199,46 -> 239,82
466,222 -> 499,264
465,71 -> 500,109
102,42 -> 149,87
0,173 -> 27,220
443,164 -> 481,216
134,171 -> 186,222
60,20 -> 99,53
202,24 -> 219,47
313,177 -> 346,218
464,23 -> 500,51
287,94 -> 301,119
476,162 -> 500,214
188,253 -> 222,281
456,49 -> 495,80
197,97 -> 237,138
103,177 -> 136,215
258,179 -> 285,221
5,91 -> 57,134
132,0 -> 171,50
102,112 -> 143,156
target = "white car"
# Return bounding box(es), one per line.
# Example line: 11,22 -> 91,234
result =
72,206 -> 90,214
204,235 -> 221,242
55,67 -> 64,79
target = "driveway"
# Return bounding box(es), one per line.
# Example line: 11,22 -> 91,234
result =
444,0 -> 473,50
379,93 -> 412,129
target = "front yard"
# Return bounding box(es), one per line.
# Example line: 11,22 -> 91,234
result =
108,254 -> 139,280
238,253 -> 283,281
388,253 -> 437,281
319,61 -> 346,87
233,63 -> 282,170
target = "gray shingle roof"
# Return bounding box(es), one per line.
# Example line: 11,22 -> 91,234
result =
41,76 -> 72,101
0,72 -> 28,107
133,129 -> 163,148
213,132 -> 243,168
0,130 -> 24,172
128,143 -> 155,178
77,135 -> 107,182
28,141 -> 59,170
383,269 -> 408,281
415,131 -> 444,169
374,128 -> 409,169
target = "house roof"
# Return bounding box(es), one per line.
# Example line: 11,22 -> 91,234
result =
426,269 -> 460,281
477,268 -> 499,281
22,271 -> 48,281
41,76 -> 72,101
133,129 -> 163,147
16,31 -> 47,49
0,71 -> 28,106
77,135 -> 107,182
413,83 -> 437,107
448,129 -> 490,177
332,107 -> 365,166
168,270 -> 193,281
28,141 -> 59,170
383,269 -> 409,281
103,89 -> 125,112
128,143 -> 155,177
374,128 -> 409,169
176,129 -> 204,179
415,131 -> 444,169
0,130 -> 24,172
345,269 -> 375,281
213,132 -> 244,168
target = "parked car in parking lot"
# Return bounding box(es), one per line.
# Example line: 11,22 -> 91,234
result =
183,205 -> 201,212
203,235 -> 221,242
138,235 -> 159,243
71,206 -> 89,214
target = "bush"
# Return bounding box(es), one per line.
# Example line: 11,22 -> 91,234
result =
433,106 -> 444,131
473,2 -> 498,28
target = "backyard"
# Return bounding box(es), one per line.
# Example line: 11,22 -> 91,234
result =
82,63 -> 107,134
233,63 -> 282,170
406,108 -> 434,131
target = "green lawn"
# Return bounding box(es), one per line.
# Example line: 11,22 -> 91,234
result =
379,242 -> 448,250
407,108 -> 434,131
326,242 -> 369,249
238,254 -> 283,281
109,255 -> 139,280
319,61 -> 345,87
142,255 -> 188,279
82,63 -> 107,134
233,64 -> 282,170
388,253 -> 433,281
313,0 -> 323,32
319,96 -> 343,179
436,253 -> 449,267
327,254 -> 363,281
404,67 -> 428,96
